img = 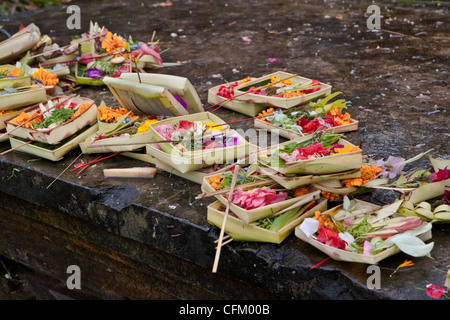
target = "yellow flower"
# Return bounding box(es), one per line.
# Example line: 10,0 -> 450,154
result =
71,103 -> 91,119
321,191 -> 345,202
331,144 -> 360,155
136,119 -> 159,134
282,90 -> 305,98
205,122 -> 222,131
294,186 -> 311,197
98,105 -> 134,123
206,176 -> 225,190
257,108 -> 275,122
238,76 -> 252,85
342,165 -> 381,187
329,108 -> 351,126
10,68 -> 21,77
32,68 -> 59,86
270,76 -> 279,83
102,32 -> 127,54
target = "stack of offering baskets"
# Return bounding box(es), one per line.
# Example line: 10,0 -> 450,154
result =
146,112 -> 258,174
202,167 -> 328,243
5,96 -> 98,161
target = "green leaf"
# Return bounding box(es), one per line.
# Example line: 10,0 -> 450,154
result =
20,51 -> 30,76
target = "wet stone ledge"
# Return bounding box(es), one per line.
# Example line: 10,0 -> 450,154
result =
0,148 -> 448,300
0,0 -> 449,300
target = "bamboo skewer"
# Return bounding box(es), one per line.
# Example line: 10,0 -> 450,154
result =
86,131 -> 230,148
0,140 -> 32,155
196,178 -> 276,199
268,190 -> 320,218
76,154 -> 103,175
45,152 -> 84,189
212,165 -> 241,273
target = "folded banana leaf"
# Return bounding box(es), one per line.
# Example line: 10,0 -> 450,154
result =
8,124 -> 98,161
0,65 -> 31,90
0,85 -> 47,111
104,73 -> 204,116
0,24 -> 41,64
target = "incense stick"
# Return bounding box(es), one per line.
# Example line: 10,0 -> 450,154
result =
46,152 -> 84,189
69,153 -> 121,172
0,140 -> 32,155
212,165 -> 241,273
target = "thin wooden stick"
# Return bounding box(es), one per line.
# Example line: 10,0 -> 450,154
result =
46,152 -> 84,189
215,237 -> 233,249
268,191 -> 320,218
0,140 -> 32,155
196,178 -> 275,199
212,165 -> 241,273
28,33 -> 106,60
310,257 -> 330,269
86,132 -> 228,148
214,234 -> 231,244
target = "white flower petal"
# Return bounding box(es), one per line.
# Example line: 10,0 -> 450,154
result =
299,218 -> 319,238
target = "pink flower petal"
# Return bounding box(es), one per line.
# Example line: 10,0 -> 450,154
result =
426,284 -> 446,299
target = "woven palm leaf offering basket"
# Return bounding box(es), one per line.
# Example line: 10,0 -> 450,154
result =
207,76 -> 269,117
0,84 -> 47,111
6,96 -> 97,144
201,165 -> 324,224
147,112 -> 255,172
254,92 -> 359,140
232,71 -> 332,109
258,132 -> 363,176
71,21 -> 164,86
0,24 -> 41,65
0,64 -> 32,90
295,197 -> 434,264
9,124 -> 98,161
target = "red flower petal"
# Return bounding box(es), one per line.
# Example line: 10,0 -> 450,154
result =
426,284 -> 446,299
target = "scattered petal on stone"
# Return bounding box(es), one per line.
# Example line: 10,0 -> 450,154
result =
241,36 -> 252,44
267,58 -> 280,63
426,284 -> 446,299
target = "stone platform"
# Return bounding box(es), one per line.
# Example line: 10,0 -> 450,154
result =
0,0 -> 448,300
